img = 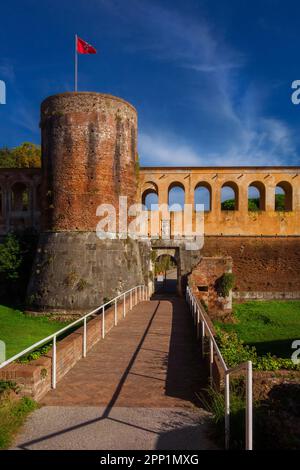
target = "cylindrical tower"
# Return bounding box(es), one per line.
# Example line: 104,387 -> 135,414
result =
27,92 -> 149,315
40,92 -> 138,231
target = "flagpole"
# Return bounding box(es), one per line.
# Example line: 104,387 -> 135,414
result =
75,34 -> 78,92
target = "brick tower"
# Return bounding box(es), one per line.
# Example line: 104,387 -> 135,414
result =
27,92 -> 149,314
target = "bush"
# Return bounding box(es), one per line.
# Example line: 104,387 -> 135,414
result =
0,234 -> 22,281
215,273 -> 235,298
0,396 -> 37,449
0,228 -> 38,304
216,327 -> 300,371
200,382 -> 246,449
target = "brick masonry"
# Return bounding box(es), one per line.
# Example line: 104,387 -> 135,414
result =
201,236 -> 300,296
40,92 -> 138,231
189,256 -> 233,315
0,294 -> 135,401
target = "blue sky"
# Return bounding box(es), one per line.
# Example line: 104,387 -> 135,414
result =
0,0 -> 300,166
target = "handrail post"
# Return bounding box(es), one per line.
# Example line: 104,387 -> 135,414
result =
246,361 -> 253,450
135,287 -> 138,305
201,320 -> 205,358
123,293 -> 126,318
197,307 -> 200,339
209,338 -> 214,386
52,336 -> 56,389
83,317 -> 87,357
130,290 -> 132,310
225,373 -> 230,450
102,306 -> 105,339
115,299 -> 117,326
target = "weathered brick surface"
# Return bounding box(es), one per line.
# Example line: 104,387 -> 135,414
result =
202,236 -> 300,294
0,296 -> 139,401
40,92 -> 138,231
189,256 -> 233,314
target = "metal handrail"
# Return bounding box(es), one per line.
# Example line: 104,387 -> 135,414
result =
0,284 -> 149,387
186,286 -> 253,450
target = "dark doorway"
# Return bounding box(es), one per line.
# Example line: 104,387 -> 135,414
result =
154,254 -> 178,294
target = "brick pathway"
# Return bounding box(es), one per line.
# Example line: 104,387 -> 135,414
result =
13,295 -> 217,450
42,295 -> 206,408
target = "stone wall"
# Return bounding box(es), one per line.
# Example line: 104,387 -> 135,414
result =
189,256 -> 233,315
201,236 -> 300,297
140,166 -> 300,236
27,233 -> 150,314
0,168 -> 41,234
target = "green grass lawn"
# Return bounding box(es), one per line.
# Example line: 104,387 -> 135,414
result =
215,300 -> 300,358
0,305 -> 69,360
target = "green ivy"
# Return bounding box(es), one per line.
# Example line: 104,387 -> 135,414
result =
216,273 -> 235,297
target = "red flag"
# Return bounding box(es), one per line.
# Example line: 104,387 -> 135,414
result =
77,36 -> 97,54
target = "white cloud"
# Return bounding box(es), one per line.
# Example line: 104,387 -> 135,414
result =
140,116 -> 297,167
139,132 -> 201,166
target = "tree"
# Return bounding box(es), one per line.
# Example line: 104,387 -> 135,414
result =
221,199 -> 235,210
0,143 -> 41,168
12,142 -> 41,168
0,234 -> 22,281
0,147 -> 16,168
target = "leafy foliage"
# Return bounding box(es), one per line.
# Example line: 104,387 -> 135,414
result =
0,229 -> 38,304
215,328 -> 300,371
0,381 -> 18,394
215,273 -> 235,297
0,143 -> 41,168
275,193 -> 285,211
215,300 -> 300,358
17,343 -> 52,364
155,255 -> 175,276
0,395 -> 37,449
221,199 -> 235,210
0,234 -> 22,281
200,382 -> 246,449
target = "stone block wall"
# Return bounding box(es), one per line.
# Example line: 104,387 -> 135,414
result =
27,233 -> 151,314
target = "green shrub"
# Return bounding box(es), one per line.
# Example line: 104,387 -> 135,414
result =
0,381 -> 18,394
200,382 -> 246,449
17,343 -> 52,364
215,327 -> 300,371
215,273 -> 235,298
0,396 -> 37,449
0,229 -> 38,304
0,234 -> 21,281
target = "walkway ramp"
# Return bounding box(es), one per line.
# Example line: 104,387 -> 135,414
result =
13,297 -> 217,450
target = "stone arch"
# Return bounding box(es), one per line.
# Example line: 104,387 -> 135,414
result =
141,181 -> 158,210
11,182 -> 29,212
221,181 -> 239,211
153,248 -> 179,294
194,181 -> 212,212
275,181 -> 293,211
168,181 -> 185,211
248,181 -> 266,211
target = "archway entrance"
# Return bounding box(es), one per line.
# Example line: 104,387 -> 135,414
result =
154,252 -> 179,294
